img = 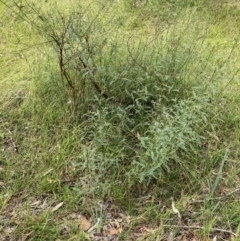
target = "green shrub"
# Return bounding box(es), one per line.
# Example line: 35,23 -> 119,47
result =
4,0 -> 239,195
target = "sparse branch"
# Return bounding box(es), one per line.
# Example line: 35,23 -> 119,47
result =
77,56 -> 109,100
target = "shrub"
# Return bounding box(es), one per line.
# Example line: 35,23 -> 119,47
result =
4,0 -> 238,195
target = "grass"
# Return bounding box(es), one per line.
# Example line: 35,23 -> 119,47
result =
0,0 -> 240,240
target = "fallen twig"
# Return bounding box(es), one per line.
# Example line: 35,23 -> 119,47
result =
162,224 -> 237,237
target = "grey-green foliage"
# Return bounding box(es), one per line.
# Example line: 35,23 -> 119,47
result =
131,97 -> 208,183
74,95 -> 213,190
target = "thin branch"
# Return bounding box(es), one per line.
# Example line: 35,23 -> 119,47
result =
0,40 -> 54,54
162,225 -> 237,237
189,188 -> 240,203
0,0 -> 40,29
78,56 -> 109,100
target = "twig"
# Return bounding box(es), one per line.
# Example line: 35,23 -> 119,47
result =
190,188 -> 240,203
162,224 -> 237,237
78,56 -> 109,100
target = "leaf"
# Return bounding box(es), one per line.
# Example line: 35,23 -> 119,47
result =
79,216 -> 91,231
22,231 -> 34,241
167,232 -> 174,241
119,213 -> 131,225
109,228 -> 119,235
51,202 -> 64,212
42,168 -> 53,177
171,198 -> 181,219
